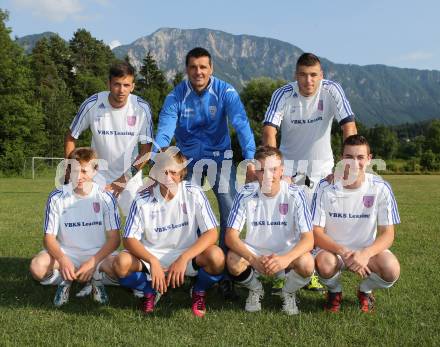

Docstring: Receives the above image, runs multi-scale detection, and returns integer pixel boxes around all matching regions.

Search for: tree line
[0,9,439,175]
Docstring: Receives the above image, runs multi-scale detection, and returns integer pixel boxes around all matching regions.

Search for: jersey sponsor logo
[127,116,137,126]
[183,108,195,118]
[64,221,103,228]
[209,106,217,118]
[97,129,135,136]
[318,99,324,111]
[290,116,323,125]
[154,221,189,233]
[251,220,288,227]
[279,203,288,215]
[328,212,370,219]
[181,202,187,214]
[93,202,100,213]
[363,195,375,208]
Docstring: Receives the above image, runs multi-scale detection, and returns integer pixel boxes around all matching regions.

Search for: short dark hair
[68,147,98,170]
[255,146,283,162]
[296,53,321,70]
[342,135,371,154]
[108,61,135,80]
[185,47,212,67]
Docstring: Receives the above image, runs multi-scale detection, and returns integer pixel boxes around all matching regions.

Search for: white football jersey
[44,183,121,256]
[70,92,153,183]
[227,181,312,255]
[123,181,219,267]
[311,173,400,250]
[263,80,354,178]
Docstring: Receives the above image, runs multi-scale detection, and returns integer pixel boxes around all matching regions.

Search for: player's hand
[166,256,187,288]
[58,256,77,281]
[325,173,334,184]
[347,250,370,273]
[150,259,167,294]
[249,256,267,275]
[106,179,125,198]
[261,254,289,275]
[340,249,355,267]
[245,163,257,183]
[75,258,97,283]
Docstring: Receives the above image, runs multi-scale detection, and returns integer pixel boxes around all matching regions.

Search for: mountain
[16,28,440,127]
[15,32,59,54]
[113,28,440,127]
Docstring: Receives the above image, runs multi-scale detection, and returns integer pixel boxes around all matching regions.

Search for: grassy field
[0,176,439,346]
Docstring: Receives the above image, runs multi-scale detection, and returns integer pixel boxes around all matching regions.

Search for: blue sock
[193,268,223,292]
[119,272,155,294]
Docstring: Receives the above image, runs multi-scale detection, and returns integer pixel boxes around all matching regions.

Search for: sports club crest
[93,202,100,213]
[362,195,375,208]
[318,100,324,111]
[127,116,137,126]
[209,106,217,118]
[181,203,187,214]
[279,203,288,215]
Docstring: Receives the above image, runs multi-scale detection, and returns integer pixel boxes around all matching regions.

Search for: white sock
[319,271,342,293]
[359,272,396,293]
[241,270,263,292]
[283,270,311,294]
[40,269,63,286]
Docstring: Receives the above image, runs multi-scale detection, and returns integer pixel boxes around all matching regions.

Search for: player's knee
[294,253,315,277]
[380,257,400,282]
[226,251,244,276]
[113,253,132,278]
[315,252,338,278]
[29,256,48,281]
[203,245,225,274]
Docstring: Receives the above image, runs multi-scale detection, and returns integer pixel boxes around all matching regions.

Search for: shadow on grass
[0,257,247,318]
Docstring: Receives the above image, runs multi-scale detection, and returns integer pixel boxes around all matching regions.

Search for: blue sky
[2,0,439,70]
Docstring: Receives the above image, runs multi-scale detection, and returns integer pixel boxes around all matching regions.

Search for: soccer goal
[23,157,65,179]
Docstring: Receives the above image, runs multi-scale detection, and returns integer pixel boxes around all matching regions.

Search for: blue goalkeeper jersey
[154,77,256,165]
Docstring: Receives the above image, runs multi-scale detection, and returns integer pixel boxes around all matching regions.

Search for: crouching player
[113,148,224,317]
[29,148,121,307]
[312,135,400,312]
[225,146,314,315]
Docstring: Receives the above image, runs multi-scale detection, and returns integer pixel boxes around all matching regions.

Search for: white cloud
[399,51,434,62]
[109,40,121,49]
[12,0,83,22]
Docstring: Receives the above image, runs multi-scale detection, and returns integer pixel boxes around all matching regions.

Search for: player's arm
[153,92,179,151]
[123,237,168,294]
[313,225,351,256]
[263,231,314,275]
[167,228,218,288]
[224,89,257,182]
[75,230,120,282]
[108,143,152,196]
[262,125,278,147]
[341,121,357,141]
[348,225,395,274]
[44,234,77,281]
[64,130,76,159]
[225,227,266,274]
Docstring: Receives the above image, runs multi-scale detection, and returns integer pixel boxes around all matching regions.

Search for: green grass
[0,176,439,346]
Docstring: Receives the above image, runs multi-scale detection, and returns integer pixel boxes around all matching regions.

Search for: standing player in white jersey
[64,61,153,216]
[113,148,225,317]
[263,53,357,202]
[225,146,314,315]
[29,148,121,307]
[262,52,357,291]
[312,135,400,312]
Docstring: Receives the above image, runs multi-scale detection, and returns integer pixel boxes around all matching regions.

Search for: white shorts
[39,248,117,270]
[313,248,392,271]
[122,250,199,281]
